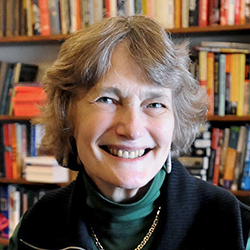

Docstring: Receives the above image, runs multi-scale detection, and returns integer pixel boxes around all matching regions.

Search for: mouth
[100,146,151,159]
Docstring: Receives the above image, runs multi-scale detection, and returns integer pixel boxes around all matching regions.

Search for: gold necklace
[90,206,161,250]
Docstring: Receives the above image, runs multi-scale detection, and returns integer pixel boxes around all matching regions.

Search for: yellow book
[237,53,246,117]
[198,50,207,89]
[142,0,147,15]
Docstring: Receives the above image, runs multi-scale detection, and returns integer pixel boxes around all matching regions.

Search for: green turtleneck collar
[82,166,166,250]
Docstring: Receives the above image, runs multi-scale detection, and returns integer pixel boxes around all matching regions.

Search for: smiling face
[74,42,175,202]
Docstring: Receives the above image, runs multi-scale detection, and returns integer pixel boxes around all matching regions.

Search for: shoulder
[169,160,250,244]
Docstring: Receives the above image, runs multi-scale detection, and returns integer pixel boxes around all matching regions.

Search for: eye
[146,103,166,109]
[96,97,115,104]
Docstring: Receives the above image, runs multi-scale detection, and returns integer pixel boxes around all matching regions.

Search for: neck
[96,182,152,203]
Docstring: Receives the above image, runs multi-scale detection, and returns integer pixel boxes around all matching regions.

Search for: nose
[115,106,146,140]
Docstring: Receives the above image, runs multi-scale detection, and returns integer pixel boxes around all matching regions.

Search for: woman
[9,15,250,250]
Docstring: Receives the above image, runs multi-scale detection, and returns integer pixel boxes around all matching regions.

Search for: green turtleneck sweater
[83,167,166,250]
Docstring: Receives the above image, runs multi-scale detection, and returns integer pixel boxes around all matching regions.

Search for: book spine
[219,54,226,117]
[189,0,199,26]
[174,0,181,28]
[198,0,208,27]
[198,50,207,89]
[207,52,215,116]
[237,53,246,117]
[38,0,50,35]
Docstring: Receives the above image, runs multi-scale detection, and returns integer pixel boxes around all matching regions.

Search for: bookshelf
[1,14,250,249]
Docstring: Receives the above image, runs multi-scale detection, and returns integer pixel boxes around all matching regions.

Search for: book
[234,0,241,25]
[0,0,6,37]
[241,126,250,190]
[0,185,9,238]
[3,123,13,179]
[214,53,219,115]
[213,129,224,185]
[201,41,250,50]
[220,128,230,184]
[198,50,207,89]
[0,63,14,115]
[220,0,229,25]
[189,0,199,26]
[174,0,181,28]
[181,0,189,28]
[5,0,15,37]
[232,125,248,190]
[207,127,220,183]
[198,0,208,26]
[59,0,70,34]
[24,165,69,183]
[240,0,246,24]
[225,54,232,114]
[14,0,22,36]
[218,54,226,117]
[178,156,209,170]
[38,0,50,35]
[237,53,246,117]
[24,156,59,166]
[223,126,240,189]
[26,0,33,37]
[207,52,214,116]
[125,0,135,16]
[208,0,220,25]
[33,0,41,35]
[105,0,117,17]
[230,53,240,115]
[0,125,5,178]
[228,0,236,25]
[155,0,174,29]
[48,0,61,35]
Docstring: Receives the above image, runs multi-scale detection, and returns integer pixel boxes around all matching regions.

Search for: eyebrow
[97,86,172,101]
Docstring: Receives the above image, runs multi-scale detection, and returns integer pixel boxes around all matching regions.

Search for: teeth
[110,148,145,159]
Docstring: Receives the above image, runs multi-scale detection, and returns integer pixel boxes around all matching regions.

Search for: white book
[125,0,135,16]
[93,0,103,23]
[24,156,59,166]
[25,165,69,183]
[155,0,174,29]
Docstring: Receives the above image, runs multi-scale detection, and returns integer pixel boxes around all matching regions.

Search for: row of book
[0,61,39,115]
[181,122,250,191]
[0,123,44,179]
[0,184,56,238]
[190,41,250,117]
[1,0,250,38]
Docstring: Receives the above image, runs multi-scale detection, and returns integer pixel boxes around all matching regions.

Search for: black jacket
[14,161,250,250]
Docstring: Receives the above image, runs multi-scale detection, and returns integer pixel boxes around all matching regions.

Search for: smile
[101,146,150,159]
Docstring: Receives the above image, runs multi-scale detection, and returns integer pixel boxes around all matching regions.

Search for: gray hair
[37,15,208,169]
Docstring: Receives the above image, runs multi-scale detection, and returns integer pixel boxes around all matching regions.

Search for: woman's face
[74,42,174,202]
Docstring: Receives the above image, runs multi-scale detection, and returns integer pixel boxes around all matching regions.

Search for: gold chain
[90,206,161,250]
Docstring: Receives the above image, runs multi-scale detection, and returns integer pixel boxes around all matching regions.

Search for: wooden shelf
[207,115,250,122]
[168,23,250,34]
[0,115,33,122]
[0,237,9,246]
[0,23,250,44]
[231,190,250,197]
[0,34,69,44]
[0,178,68,186]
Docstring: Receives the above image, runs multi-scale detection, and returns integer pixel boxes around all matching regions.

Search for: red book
[234,0,241,25]
[220,0,229,25]
[3,124,13,179]
[38,0,50,35]
[198,0,208,26]
[207,52,215,116]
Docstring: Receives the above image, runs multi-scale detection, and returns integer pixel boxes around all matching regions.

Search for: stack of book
[11,83,46,117]
[0,61,39,115]
[23,156,69,183]
[191,41,250,117]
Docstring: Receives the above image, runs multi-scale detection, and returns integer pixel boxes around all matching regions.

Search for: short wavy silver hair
[37,15,208,169]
